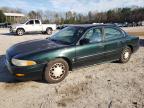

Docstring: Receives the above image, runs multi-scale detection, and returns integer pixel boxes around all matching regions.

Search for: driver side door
[74,27,105,67]
[25,20,35,32]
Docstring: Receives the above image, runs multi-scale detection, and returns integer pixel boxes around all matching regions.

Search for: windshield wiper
[50,38,70,45]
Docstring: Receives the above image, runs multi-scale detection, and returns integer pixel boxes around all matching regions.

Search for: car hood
[7,39,67,59]
[12,24,24,28]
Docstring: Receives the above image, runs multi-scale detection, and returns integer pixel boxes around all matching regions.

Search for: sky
[0,0,144,13]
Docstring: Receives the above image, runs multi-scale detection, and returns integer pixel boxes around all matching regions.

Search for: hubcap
[123,51,129,59]
[49,63,65,80]
[47,29,52,34]
[18,30,23,35]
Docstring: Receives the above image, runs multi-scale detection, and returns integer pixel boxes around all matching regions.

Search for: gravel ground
[0,28,144,108]
[123,26,144,33]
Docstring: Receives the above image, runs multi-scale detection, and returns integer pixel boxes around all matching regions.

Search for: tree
[95,12,107,23]
[0,7,23,13]
[121,8,131,23]
[1,6,144,24]
[88,11,93,22]
[0,10,6,23]
[28,11,40,19]
[54,13,60,24]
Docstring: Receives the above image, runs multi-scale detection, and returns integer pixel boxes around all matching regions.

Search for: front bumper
[5,59,46,81]
[10,27,16,33]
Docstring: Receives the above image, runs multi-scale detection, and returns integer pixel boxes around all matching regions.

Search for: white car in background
[10,19,57,36]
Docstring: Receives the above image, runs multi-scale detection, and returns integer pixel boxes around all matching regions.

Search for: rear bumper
[132,40,140,53]
[5,59,46,81]
[133,45,139,53]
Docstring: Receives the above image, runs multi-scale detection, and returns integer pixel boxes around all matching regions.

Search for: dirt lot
[123,26,144,36]
[0,28,144,108]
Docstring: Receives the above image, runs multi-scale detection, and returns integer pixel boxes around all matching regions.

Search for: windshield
[20,20,27,24]
[50,26,84,44]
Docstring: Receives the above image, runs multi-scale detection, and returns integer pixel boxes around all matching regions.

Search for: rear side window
[84,28,102,43]
[35,20,40,24]
[104,27,123,41]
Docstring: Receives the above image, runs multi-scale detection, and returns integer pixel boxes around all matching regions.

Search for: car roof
[67,24,118,29]
[29,19,39,20]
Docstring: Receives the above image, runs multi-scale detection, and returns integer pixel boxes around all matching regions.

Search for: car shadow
[1,32,48,36]
[140,39,144,47]
[0,55,15,83]
[1,33,14,36]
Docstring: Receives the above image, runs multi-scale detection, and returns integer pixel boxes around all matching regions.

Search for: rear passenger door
[103,27,125,61]
[34,20,42,31]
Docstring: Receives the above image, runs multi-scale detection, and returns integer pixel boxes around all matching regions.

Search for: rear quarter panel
[125,35,139,52]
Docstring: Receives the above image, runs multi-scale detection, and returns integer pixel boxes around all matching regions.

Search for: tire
[41,31,46,34]
[44,58,69,83]
[119,46,132,63]
[46,28,52,35]
[16,29,24,36]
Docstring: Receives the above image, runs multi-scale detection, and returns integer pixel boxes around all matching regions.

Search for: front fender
[19,46,76,64]
[39,47,75,63]
[16,27,25,32]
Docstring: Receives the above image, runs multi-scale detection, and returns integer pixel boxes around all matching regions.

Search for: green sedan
[5,24,139,83]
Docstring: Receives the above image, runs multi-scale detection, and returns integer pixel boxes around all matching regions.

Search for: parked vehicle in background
[57,25,68,30]
[56,24,74,30]
[114,23,128,27]
[142,21,144,26]
[92,23,104,25]
[0,23,6,28]
[6,24,139,83]
[0,23,11,28]
[10,19,57,36]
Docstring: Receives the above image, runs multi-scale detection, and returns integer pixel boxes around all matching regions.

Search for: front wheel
[119,46,132,63]
[16,29,24,36]
[44,59,69,83]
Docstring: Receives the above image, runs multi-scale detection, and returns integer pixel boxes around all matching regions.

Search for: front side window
[84,28,102,43]
[26,20,34,25]
[104,27,123,41]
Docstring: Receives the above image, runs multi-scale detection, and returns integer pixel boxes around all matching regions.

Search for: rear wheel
[16,29,24,36]
[46,28,52,35]
[44,59,69,83]
[119,46,132,63]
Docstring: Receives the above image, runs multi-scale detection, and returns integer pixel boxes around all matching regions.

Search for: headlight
[12,58,37,66]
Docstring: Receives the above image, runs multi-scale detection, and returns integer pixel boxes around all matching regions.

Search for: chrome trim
[77,49,118,59]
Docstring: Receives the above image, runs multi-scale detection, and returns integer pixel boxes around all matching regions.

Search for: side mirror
[80,38,90,45]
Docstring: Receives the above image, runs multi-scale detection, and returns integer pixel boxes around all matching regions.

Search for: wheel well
[42,57,72,80]
[46,27,53,31]
[17,28,25,32]
[127,45,133,53]
[57,57,72,71]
